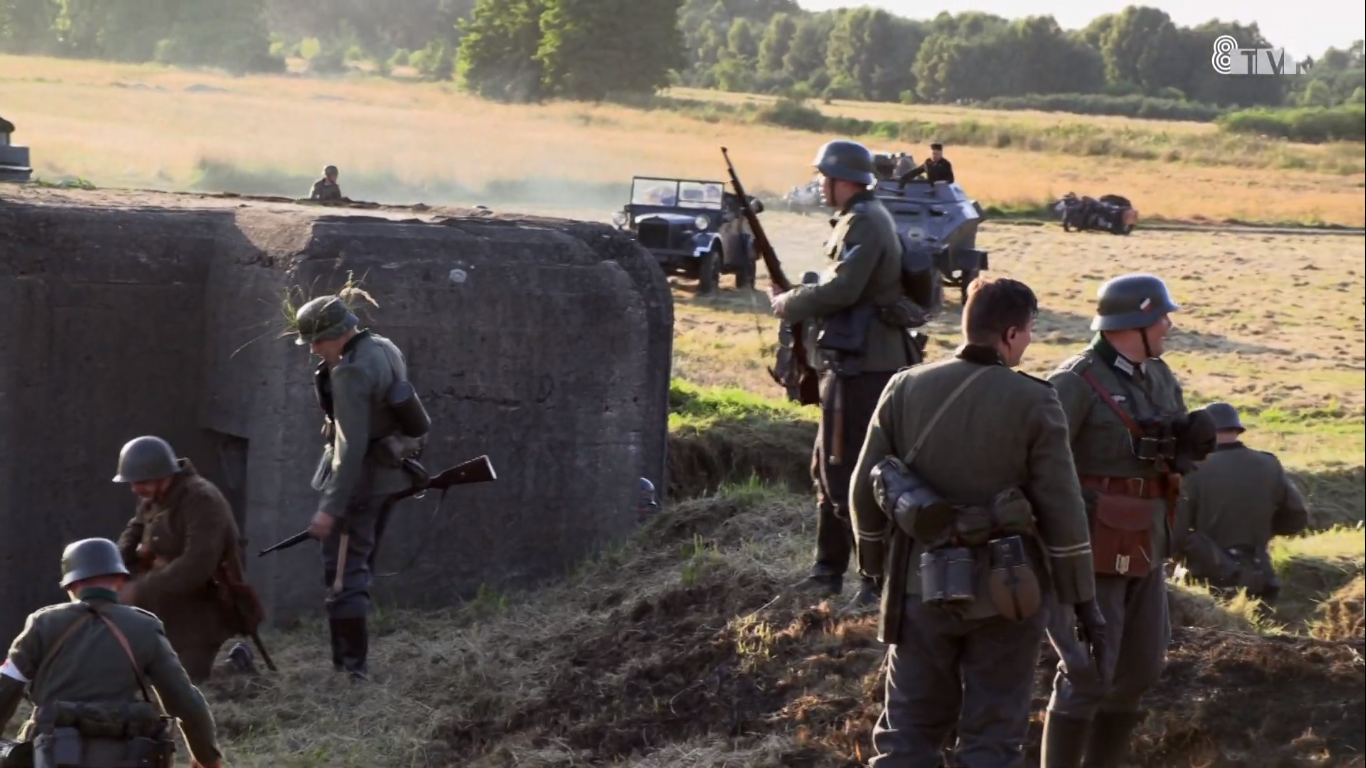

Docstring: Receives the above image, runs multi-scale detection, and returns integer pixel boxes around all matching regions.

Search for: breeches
[320,493,387,620]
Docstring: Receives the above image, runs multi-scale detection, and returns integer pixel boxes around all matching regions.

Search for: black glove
[1074,599,1109,675]
[1172,408,1217,473]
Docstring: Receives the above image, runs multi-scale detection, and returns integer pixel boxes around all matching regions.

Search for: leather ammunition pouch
[1082,476,1162,578]
[807,304,877,377]
[28,702,174,768]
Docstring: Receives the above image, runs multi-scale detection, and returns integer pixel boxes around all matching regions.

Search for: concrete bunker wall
[0,197,673,642]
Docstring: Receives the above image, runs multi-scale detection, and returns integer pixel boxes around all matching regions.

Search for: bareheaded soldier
[1173,402,1309,607]
[114,435,249,683]
[310,164,342,201]
[1041,274,1216,767]
[0,538,223,768]
[770,139,920,611]
[849,277,1104,765]
[293,294,427,680]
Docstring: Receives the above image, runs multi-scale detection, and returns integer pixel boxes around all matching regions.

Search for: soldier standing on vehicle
[848,276,1104,765]
[0,538,224,768]
[770,139,920,611]
[310,164,343,201]
[1040,274,1217,768]
[899,143,955,186]
[113,435,253,683]
[1172,402,1309,608]
[293,294,426,680]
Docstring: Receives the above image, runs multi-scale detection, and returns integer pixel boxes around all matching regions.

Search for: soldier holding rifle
[769,139,917,610]
[291,294,432,680]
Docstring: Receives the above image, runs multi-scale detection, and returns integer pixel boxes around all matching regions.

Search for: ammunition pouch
[808,304,877,377]
[987,535,1043,622]
[28,702,174,768]
[1081,476,1162,578]
[876,297,930,329]
[385,380,431,439]
[919,547,976,608]
[1182,536,1273,594]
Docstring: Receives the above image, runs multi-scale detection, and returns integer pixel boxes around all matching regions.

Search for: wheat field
[3,54,1363,224]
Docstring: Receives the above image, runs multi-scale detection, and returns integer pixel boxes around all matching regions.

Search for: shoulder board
[1257,449,1279,460]
[1050,352,1093,377]
[127,606,159,620]
[1017,371,1054,387]
[32,603,73,618]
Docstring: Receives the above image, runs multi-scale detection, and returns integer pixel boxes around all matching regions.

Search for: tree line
[3,0,1362,126]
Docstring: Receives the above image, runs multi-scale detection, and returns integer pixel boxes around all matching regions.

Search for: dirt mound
[1314,576,1365,641]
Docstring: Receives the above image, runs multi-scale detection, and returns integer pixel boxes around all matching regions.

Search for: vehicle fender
[692,232,722,257]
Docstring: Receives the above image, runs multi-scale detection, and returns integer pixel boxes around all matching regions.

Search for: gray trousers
[1045,569,1170,718]
[319,493,387,620]
[870,597,1046,768]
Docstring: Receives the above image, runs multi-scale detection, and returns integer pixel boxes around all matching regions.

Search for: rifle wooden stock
[721,147,820,406]
[258,455,498,563]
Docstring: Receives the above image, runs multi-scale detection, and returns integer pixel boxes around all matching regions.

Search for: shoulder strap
[904,365,992,465]
[29,612,96,694]
[88,606,155,706]
[1077,368,1144,439]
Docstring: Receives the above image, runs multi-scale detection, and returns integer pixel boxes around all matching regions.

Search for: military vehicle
[612,176,763,293]
[872,176,989,307]
[1055,192,1137,235]
[782,173,824,214]
[0,116,33,183]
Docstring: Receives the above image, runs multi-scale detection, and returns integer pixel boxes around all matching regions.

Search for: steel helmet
[112,436,180,483]
[60,538,130,588]
[1091,273,1179,331]
[812,139,876,186]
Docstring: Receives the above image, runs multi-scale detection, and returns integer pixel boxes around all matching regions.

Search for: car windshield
[630,178,723,209]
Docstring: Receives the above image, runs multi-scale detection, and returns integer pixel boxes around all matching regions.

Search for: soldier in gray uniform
[1041,274,1216,768]
[309,165,343,201]
[0,538,223,768]
[1173,402,1309,607]
[770,139,921,611]
[849,276,1105,766]
[293,295,428,680]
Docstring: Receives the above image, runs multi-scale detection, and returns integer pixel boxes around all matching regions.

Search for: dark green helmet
[60,538,129,588]
[1204,402,1244,433]
[112,436,180,483]
[294,295,358,346]
[1091,273,1179,331]
[812,139,875,186]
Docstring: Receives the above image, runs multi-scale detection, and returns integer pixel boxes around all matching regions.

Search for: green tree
[1178,21,1286,106]
[756,11,795,76]
[725,16,757,62]
[456,0,547,101]
[1101,6,1186,93]
[780,15,827,84]
[825,7,921,101]
[0,0,58,54]
[98,0,176,61]
[156,0,280,73]
[536,0,684,100]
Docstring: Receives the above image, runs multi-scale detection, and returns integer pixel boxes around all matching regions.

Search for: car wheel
[698,246,721,295]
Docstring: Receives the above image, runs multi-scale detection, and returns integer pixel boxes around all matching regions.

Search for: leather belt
[1079,475,1166,499]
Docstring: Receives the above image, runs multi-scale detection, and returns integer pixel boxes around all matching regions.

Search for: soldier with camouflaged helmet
[1040,274,1217,768]
[1172,402,1309,607]
[0,538,223,768]
[769,139,922,612]
[310,165,343,201]
[112,436,251,683]
[849,276,1105,765]
[292,294,428,680]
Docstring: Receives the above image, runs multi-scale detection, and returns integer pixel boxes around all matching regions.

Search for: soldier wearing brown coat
[849,277,1105,766]
[113,436,244,683]
[1173,402,1309,605]
[1041,274,1217,767]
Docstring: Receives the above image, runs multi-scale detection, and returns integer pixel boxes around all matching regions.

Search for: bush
[1218,104,1366,143]
[976,93,1226,122]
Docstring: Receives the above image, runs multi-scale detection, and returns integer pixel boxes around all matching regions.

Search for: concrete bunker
[0,188,673,643]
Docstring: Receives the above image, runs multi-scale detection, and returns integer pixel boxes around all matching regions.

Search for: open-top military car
[873,176,989,307]
[612,176,762,293]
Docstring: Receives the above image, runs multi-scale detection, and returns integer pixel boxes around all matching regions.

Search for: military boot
[1082,710,1143,767]
[842,577,880,614]
[227,642,258,675]
[794,574,842,598]
[335,617,369,682]
[328,618,346,673]
[1040,711,1091,768]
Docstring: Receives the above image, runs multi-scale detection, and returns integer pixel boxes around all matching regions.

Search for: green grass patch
[1271,525,1365,629]
[977,93,1226,123]
[1219,104,1366,143]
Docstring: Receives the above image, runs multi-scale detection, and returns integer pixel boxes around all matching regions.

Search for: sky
[795,0,1364,62]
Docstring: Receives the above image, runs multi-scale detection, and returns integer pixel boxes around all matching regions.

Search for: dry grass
[3,54,1364,224]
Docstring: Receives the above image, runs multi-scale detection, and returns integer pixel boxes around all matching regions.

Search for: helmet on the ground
[293,295,358,346]
[112,436,180,483]
[1204,402,1244,433]
[1091,273,1179,331]
[60,538,130,588]
[811,139,875,186]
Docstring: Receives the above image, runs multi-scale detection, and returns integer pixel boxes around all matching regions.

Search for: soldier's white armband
[0,658,29,683]
[1046,542,1093,559]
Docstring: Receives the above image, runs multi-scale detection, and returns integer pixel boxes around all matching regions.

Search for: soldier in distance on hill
[310,164,343,201]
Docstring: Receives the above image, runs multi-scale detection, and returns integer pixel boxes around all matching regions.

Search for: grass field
[3,54,1364,225]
